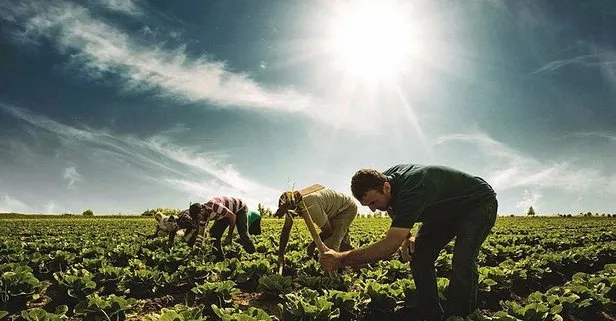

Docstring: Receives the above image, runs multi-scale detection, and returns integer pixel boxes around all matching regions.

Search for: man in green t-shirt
[319,164,497,321]
[274,187,358,268]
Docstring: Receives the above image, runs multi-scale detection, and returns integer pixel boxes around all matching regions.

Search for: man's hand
[399,234,415,263]
[319,248,345,275]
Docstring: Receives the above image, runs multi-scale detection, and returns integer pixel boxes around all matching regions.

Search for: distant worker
[152,196,259,261]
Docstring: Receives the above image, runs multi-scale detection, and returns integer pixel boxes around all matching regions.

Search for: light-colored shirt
[300,189,355,228]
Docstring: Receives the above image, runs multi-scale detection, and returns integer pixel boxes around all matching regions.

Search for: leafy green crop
[0,216,615,320]
[73,293,137,321]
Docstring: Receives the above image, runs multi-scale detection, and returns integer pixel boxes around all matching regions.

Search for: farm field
[1,216,615,321]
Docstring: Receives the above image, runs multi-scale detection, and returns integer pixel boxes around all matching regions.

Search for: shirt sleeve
[390,182,427,229]
[206,200,234,222]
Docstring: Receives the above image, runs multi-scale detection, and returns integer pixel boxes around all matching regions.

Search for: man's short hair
[189,203,202,217]
[351,169,387,200]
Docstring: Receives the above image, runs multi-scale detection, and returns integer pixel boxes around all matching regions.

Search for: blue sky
[0,0,614,215]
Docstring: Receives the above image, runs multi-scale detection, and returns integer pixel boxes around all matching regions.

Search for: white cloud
[0,0,403,131]
[0,195,30,213]
[532,49,616,88]
[95,0,142,16]
[1,0,312,112]
[1,138,37,162]
[0,102,277,205]
[164,179,274,210]
[569,131,616,142]
[515,189,541,212]
[139,25,155,36]
[63,166,83,189]
[532,51,616,74]
[147,138,278,196]
[435,132,614,194]
[44,201,63,214]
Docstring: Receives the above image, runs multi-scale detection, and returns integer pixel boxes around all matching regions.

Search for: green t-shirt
[385,164,496,229]
[247,210,261,226]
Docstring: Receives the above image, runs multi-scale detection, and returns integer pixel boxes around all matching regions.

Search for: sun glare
[328,0,418,81]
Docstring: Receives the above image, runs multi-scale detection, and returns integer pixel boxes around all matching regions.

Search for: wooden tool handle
[301,212,336,277]
[301,213,327,253]
[298,184,325,196]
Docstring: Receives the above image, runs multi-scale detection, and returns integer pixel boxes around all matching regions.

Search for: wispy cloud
[0,138,37,163]
[0,102,277,204]
[435,132,613,194]
[63,166,82,189]
[532,49,616,89]
[569,131,616,142]
[0,195,30,213]
[95,0,142,16]
[44,201,64,214]
[532,51,616,74]
[163,179,274,209]
[0,0,395,130]
[0,0,312,111]
[516,189,541,212]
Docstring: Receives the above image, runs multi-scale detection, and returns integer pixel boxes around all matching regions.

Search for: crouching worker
[182,196,258,261]
[274,186,357,269]
[151,211,194,247]
[151,197,258,261]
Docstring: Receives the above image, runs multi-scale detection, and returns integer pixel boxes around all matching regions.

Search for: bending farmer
[274,187,357,267]
[153,196,258,261]
[319,164,497,321]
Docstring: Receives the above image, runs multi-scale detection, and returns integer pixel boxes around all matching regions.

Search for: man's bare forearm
[341,238,400,267]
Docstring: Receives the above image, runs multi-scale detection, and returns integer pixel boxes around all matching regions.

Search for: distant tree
[585,212,592,217]
[140,208,181,216]
[566,214,572,218]
[257,203,273,217]
[527,206,536,217]
[82,209,94,216]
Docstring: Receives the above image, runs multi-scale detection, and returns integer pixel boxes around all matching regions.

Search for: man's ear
[293,191,302,202]
[155,212,165,222]
[383,182,391,194]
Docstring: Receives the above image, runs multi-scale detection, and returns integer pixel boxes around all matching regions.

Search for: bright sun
[327,0,418,81]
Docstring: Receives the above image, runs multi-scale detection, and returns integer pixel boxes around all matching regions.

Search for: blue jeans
[412,197,498,320]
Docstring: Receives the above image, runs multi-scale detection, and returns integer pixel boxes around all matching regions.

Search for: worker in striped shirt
[178,196,257,261]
